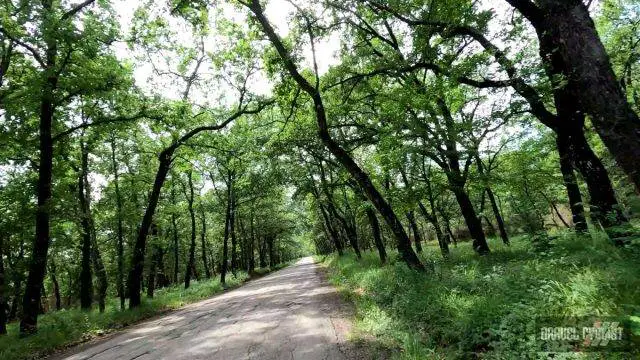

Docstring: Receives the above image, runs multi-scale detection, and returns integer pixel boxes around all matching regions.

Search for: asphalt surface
[54,257,357,360]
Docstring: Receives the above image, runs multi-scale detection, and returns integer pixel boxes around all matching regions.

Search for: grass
[0,263,289,360]
[318,232,640,359]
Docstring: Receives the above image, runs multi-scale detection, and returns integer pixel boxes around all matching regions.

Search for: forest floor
[0,264,288,360]
[47,257,374,360]
[319,231,640,359]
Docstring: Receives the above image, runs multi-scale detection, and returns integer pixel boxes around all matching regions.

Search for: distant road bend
[54,257,359,360]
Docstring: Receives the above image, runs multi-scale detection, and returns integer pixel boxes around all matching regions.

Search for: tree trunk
[9,241,24,321]
[248,212,256,273]
[0,235,7,335]
[365,207,387,263]
[474,156,510,244]
[556,136,588,231]
[221,175,232,285]
[246,0,423,270]
[147,243,158,298]
[561,126,627,228]
[78,141,93,311]
[200,206,211,279]
[81,143,108,313]
[230,195,237,273]
[184,171,197,289]
[258,236,267,269]
[20,17,58,334]
[453,187,490,254]
[524,0,640,192]
[128,149,173,308]
[109,136,126,310]
[319,202,344,255]
[406,211,423,253]
[417,201,449,257]
[268,236,275,268]
[171,185,180,284]
[91,236,108,313]
[486,188,510,245]
[48,258,61,311]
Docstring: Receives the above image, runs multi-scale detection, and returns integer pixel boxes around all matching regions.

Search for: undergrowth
[0,264,288,360]
[319,232,640,359]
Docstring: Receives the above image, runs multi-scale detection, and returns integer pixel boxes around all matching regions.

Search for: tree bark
[525,0,640,193]
[0,235,7,335]
[248,211,256,273]
[171,185,180,284]
[220,174,232,285]
[78,141,93,311]
[48,258,61,311]
[184,171,197,289]
[21,22,58,333]
[200,206,211,279]
[453,186,490,254]
[128,149,172,308]
[230,194,237,273]
[406,211,423,253]
[556,136,588,231]
[9,241,24,321]
[560,125,627,228]
[109,136,126,310]
[365,207,387,263]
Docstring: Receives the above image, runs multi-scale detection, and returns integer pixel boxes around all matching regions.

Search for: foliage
[320,233,640,359]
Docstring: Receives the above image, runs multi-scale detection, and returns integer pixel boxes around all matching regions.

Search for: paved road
[54,257,356,360]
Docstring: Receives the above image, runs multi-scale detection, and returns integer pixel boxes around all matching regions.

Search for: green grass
[0,264,289,360]
[318,232,640,359]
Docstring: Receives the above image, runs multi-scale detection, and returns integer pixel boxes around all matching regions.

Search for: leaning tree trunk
[246,0,423,270]
[406,211,423,253]
[418,201,449,257]
[365,207,387,263]
[128,149,173,308]
[184,171,197,289]
[452,185,490,255]
[513,0,640,192]
[486,188,510,245]
[556,135,588,231]
[316,192,344,256]
[562,125,628,228]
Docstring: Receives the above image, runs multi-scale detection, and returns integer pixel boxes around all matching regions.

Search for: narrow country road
[53,258,359,360]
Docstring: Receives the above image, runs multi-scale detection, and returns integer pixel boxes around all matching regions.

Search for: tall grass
[319,232,640,359]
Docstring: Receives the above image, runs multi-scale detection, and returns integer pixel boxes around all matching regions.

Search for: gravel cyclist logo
[540,320,624,346]
[536,316,632,354]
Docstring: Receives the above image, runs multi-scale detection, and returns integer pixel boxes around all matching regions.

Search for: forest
[1,0,640,358]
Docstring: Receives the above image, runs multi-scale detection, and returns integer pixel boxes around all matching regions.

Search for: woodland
[0,0,640,358]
